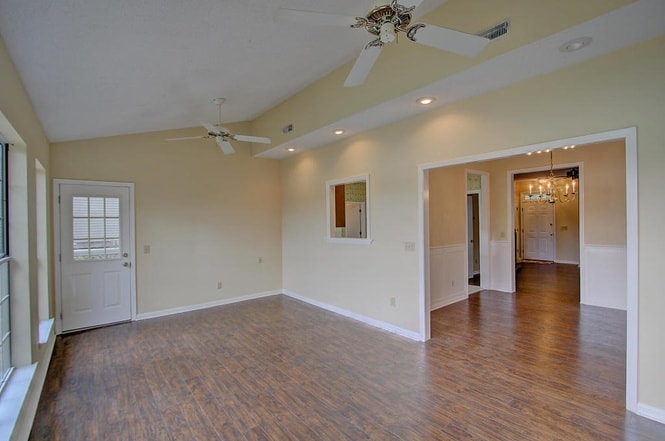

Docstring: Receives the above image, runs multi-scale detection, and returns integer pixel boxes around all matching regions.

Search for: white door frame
[465,170,489,290]
[53,179,137,334]
[418,127,638,414]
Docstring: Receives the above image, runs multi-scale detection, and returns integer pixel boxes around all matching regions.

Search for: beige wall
[51,127,282,314]
[428,166,466,247]
[280,36,665,411]
[0,36,54,439]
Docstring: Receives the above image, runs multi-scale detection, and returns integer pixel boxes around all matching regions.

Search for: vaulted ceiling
[1,0,662,153]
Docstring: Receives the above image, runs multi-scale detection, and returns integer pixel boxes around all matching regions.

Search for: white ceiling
[0,0,663,147]
[0,0,446,142]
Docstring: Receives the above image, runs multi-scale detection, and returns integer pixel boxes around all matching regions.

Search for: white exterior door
[56,181,134,332]
[523,199,555,261]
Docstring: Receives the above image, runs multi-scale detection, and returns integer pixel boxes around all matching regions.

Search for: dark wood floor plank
[29,263,665,440]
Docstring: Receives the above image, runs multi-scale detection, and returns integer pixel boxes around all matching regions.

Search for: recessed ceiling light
[287,147,295,152]
[560,37,592,53]
[526,152,533,156]
[417,97,436,105]
[333,129,345,135]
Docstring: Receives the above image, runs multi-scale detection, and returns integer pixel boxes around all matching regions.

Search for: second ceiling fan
[276,0,491,87]
[166,98,271,154]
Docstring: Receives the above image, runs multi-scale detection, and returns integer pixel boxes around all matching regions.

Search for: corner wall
[51,128,283,316]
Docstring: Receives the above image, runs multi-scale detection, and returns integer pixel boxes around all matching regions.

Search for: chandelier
[527,150,578,204]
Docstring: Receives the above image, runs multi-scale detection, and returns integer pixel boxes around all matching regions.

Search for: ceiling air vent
[477,19,510,41]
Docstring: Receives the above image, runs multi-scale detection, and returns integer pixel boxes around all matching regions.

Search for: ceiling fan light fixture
[380,21,396,43]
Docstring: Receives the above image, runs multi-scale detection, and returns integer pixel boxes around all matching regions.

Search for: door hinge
[60,311,63,320]
[59,254,61,262]
[58,195,61,204]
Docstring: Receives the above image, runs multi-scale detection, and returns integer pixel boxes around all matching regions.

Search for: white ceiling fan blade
[200,121,220,134]
[344,44,383,87]
[233,134,271,144]
[400,0,425,9]
[165,136,206,141]
[274,8,356,27]
[409,24,490,57]
[216,137,235,155]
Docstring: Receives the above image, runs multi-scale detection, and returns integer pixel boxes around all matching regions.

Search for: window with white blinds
[72,196,121,261]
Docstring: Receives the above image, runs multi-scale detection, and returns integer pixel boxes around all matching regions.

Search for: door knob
[123,262,130,267]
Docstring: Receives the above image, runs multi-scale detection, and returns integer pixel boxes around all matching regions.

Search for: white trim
[135,290,281,321]
[624,127,638,414]
[554,260,579,265]
[489,240,513,292]
[636,403,665,426]
[430,294,466,311]
[429,245,467,311]
[0,321,55,441]
[418,127,639,417]
[53,179,137,335]
[284,290,422,341]
[581,244,627,310]
[326,237,373,245]
[419,168,430,341]
[466,169,490,290]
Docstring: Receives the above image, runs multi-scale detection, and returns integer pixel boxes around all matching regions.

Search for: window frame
[0,140,12,393]
[325,174,372,244]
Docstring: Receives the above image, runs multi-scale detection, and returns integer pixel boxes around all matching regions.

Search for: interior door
[523,199,555,261]
[345,202,366,238]
[57,182,133,332]
[467,195,474,278]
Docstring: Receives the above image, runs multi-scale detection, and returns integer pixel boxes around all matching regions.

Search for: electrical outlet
[390,297,396,307]
[404,241,416,252]
[217,281,223,290]
[143,245,150,254]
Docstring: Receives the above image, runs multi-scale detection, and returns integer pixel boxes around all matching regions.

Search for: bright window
[72,196,121,261]
[0,141,11,392]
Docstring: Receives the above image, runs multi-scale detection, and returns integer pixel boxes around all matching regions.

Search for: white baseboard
[284,290,422,341]
[636,402,665,425]
[431,291,466,311]
[135,290,281,321]
[554,259,579,265]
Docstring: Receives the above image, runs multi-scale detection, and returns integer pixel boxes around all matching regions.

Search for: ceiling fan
[166,98,271,154]
[276,0,491,87]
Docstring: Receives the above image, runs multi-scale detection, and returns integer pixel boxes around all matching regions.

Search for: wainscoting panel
[490,240,513,292]
[582,244,627,310]
[430,245,467,310]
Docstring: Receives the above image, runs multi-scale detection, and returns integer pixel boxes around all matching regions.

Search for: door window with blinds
[72,196,121,261]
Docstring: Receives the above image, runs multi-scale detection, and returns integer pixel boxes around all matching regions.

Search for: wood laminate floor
[30,263,665,440]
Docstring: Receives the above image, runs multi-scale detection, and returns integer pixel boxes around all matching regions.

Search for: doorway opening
[419,128,637,413]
